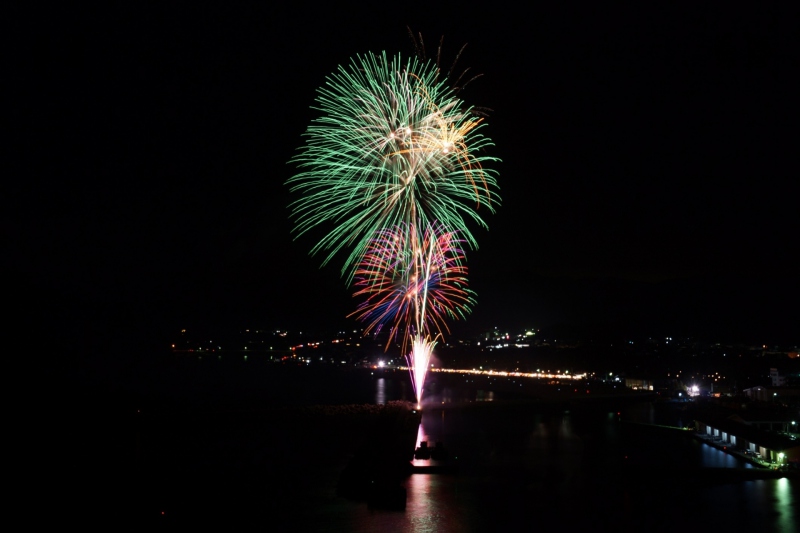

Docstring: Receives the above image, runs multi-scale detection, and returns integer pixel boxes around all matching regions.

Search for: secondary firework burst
[288,48,500,406]
[350,222,474,404]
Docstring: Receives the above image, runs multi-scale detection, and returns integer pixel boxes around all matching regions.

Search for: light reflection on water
[335,378,799,533]
[412,410,446,465]
[403,474,472,533]
[373,375,412,405]
[699,440,754,468]
[375,378,386,405]
[413,423,429,459]
[774,477,797,532]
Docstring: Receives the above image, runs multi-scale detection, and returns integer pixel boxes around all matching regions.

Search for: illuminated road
[398,366,588,381]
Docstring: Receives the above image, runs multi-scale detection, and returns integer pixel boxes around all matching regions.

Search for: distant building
[768,366,800,388]
[625,377,653,391]
[743,385,800,407]
[744,386,770,402]
[770,368,786,387]
[694,414,800,465]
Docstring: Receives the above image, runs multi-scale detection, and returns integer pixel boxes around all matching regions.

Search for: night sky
[11,3,798,366]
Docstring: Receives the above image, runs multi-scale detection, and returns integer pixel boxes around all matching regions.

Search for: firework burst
[350,222,474,352]
[288,51,499,281]
[288,48,499,405]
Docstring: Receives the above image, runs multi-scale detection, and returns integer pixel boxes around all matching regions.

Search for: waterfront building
[694,414,800,466]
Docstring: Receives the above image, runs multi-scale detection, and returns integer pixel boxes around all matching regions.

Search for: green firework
[287,51,500,280]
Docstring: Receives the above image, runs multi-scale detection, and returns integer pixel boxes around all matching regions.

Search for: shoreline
[620,419,800,480]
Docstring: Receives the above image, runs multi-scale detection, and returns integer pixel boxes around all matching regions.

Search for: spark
[288,48,500,405]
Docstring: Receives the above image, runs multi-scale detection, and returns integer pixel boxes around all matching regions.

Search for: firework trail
[288,49,499,405]
[350,222,474,348]
[350,222,474,398]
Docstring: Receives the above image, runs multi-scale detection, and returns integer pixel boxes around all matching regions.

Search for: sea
[54,362,798,532]
[296,375,798,533]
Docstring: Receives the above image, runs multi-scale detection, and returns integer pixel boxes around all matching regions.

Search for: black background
[9,4,798,373]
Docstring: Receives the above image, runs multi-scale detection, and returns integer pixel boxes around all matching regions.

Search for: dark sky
[10,4,799,356]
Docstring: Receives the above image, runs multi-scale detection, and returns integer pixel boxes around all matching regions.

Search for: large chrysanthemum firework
[288,49,500,406]
[287,51,499,280]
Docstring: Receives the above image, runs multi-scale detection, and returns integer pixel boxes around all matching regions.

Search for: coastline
[620,418,800,481]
